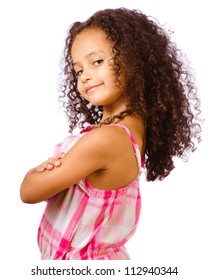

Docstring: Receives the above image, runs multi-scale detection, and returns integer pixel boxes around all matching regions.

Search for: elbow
[20,169,41,204]
[20,188,34,204]
[20,193,39,204]
[20,195,31,204]
[20,183,46,204]
[20,183,27,203]
[20,181,38,204]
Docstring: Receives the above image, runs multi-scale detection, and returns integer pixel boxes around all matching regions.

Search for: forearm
[20,155,64,204]
[20,167,43,204]
[20,130,107,204]
[20,167,59,204]
[20,159,75,204]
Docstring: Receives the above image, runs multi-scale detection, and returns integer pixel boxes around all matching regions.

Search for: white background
[0,0,207,279]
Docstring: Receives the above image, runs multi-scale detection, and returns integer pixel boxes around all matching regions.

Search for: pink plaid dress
[38,124,142,260]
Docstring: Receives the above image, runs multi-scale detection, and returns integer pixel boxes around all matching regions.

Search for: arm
[20,128,111,204]
[35,152,65,172]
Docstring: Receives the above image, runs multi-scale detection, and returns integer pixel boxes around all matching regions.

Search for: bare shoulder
[83,116,145,151]
[73,118,144,162]
[76,125,125,155]
[83,125,124,141]
[81,123,142,190]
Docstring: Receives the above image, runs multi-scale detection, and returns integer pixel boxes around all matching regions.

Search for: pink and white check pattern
[37,124,142,260]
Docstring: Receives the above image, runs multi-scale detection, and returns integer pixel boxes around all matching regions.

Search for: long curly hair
[59,8,201,181]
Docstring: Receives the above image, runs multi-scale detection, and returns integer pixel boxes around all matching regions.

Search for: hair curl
[59,8,201,181]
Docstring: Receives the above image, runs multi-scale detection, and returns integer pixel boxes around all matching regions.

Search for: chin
[88,99,104,107]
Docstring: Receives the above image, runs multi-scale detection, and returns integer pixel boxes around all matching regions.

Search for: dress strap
[107,124,142,171]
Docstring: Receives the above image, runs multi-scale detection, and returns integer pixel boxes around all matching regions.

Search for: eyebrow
[73,51,105,66]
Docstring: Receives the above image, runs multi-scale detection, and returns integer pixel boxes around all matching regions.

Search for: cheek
[77,82,89,101]
[77,81,84,95]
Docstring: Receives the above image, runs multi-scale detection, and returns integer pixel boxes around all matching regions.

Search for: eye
[93,59,103,66]
[75,69,83,77]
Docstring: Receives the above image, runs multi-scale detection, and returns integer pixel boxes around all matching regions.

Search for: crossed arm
[20,128,112,204]
[36,152,65,172]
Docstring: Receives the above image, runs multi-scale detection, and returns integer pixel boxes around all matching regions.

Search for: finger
[46,163,54,169]
[36,162,54,172]
[36,166,46,172]
[59,152,65,158]
[48,157,61,167]
[47,157,56,163]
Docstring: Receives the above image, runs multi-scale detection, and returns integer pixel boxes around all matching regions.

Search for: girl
[20,8,201,260]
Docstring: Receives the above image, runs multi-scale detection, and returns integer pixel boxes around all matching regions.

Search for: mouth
[85,84,102,94]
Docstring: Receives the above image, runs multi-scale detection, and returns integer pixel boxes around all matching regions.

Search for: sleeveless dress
[37,124,143,260]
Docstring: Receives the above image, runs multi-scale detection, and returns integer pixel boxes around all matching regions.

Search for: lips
[85,84,101,94]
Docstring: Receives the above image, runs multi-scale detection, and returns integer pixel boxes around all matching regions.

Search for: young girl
[20,8,201,260]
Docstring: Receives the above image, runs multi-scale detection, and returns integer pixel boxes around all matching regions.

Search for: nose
[80,68,92,83]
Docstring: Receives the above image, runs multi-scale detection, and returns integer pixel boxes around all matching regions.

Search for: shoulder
[70,125,128,165]
[59,125,125,178]
[77,125,124,154]
[76,125,139,166]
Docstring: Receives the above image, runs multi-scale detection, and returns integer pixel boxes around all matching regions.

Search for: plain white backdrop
[0,1,207,279]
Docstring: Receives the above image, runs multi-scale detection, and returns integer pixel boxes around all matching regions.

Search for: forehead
[71,28,112,59]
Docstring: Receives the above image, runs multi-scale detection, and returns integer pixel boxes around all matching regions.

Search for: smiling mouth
[86,84,102,94]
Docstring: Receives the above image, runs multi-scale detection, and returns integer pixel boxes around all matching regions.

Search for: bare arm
[35,152,65,172]
[20,128,111,204]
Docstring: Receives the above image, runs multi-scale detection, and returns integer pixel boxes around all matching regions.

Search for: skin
[20,28,145,204]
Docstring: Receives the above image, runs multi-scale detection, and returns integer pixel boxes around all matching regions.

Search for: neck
[101,104,128,122]
[98,108,132,127]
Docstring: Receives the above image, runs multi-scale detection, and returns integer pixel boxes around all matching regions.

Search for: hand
[36,152,65,172]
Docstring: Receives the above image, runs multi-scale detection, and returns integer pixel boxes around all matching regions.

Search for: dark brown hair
[59,8,201,181]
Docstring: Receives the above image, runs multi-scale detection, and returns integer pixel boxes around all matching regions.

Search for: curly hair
[59,8,201,181]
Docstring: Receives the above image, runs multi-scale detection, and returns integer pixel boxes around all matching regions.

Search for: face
[71,28,126,110]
